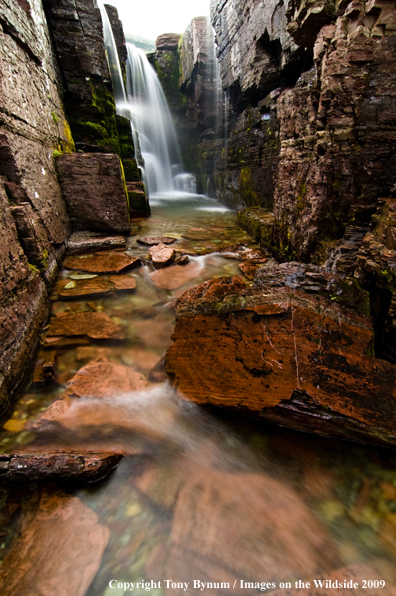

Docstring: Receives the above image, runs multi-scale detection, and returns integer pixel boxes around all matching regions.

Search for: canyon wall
[0,0,72,410]
[210,0,396,362]
[0,0,139,413]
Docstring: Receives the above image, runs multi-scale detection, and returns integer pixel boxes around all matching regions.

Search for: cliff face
[0,0,72,410]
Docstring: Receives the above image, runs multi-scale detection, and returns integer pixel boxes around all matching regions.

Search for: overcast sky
[105,0,210,41]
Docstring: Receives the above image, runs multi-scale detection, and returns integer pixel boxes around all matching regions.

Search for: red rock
[149,261,203,290]
[239,259,267,280]
[149,243,176,268]
[109,274,137,290]
[62,359,147,399]
[64,253,140,274]
[0,485,110,596]
[47,312,123,340]
[57,277,113,298]
[166,266,396,448]
[137,236,177,245]
[163,467,338,591]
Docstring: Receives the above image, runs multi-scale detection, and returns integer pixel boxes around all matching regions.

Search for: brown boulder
[47,312,123,340]
[149,243,176,268]
[64,253,140,274]
[166,265,396,448]
[57,274,136,298]
[56,153,130,234]
[0,485,109,596]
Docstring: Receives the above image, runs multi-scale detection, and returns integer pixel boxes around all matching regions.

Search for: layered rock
[166,266,396,448]
[0,0,74,413]
[56,153,130,234]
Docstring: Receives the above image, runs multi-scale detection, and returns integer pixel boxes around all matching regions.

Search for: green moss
[61,120,75,152]
[239,167,259,207]
[51,111,59,124]
[28,263,40,274]
[53,149,63,158]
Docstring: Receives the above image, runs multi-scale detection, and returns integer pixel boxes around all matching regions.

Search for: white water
[100,6,197,197]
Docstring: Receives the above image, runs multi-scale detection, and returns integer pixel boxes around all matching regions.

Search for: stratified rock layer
[56,153,130,234]
[166,266,396,448]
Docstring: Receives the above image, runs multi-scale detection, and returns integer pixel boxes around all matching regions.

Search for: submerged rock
[64,253,140,274]
[57,274,136,298]
[149,261,203,290]
[0,485,109,595]
[149,243,176,268]
[47,312,123,340]
[165,265,396,448]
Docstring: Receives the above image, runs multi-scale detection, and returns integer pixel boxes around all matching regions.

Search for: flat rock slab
[149,243,176,268]
[137,236,177,246]
[47,312,123,340]
[57,275,136,298]
[64,253,140,274]
[150,261,203,290]
[62,359,147,399]
[0,450,123,482]
[0,485,109,596]
[160,467,337,592]
[166,264,396,449]
[67,232,126,255]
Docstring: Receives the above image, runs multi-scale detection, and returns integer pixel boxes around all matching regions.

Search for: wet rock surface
[149,243,176,268]
[0,485,110,595]
[0,451,122,482]
[57,274,136,298]
[47,312,124,341]
[64,252,140,274]
[166,265,396,448]
[137,236,177,246]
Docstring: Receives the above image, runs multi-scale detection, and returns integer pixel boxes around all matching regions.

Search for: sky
[106,0,210,41]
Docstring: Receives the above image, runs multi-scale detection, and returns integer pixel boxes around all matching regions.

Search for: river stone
[165,265,396,449]
[57,277,113,298]
[137,236,177,246]
[64,253,140,274]
[109,274,137,290]
[0,485,109,596]
[0,451,123,482]
[62,359,147,399]
[149,243,176,268]
[149,261,203,290]
[152,467,338,592]
[67,232,126,255]
[47,312,123,340]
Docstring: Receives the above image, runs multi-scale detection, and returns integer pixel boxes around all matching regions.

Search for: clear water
[1,197,396,594]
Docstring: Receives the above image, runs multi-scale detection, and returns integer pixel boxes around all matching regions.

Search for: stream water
[1,195,396,594]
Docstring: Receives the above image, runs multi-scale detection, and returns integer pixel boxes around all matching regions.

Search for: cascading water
[99,5,196,197]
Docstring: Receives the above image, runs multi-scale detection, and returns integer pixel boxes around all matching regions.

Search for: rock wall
[0,0,73,411]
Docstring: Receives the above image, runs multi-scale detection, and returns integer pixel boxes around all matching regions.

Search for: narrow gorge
[1,0,396,594]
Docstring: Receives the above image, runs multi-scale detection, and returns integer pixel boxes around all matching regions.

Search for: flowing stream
[1,196,396,594]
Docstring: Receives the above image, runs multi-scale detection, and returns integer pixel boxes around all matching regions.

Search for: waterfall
[99,6,197,197]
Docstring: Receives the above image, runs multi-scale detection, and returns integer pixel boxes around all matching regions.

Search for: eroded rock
[67,232,126,255]
[137,236,177,246]
[166,265,396,448]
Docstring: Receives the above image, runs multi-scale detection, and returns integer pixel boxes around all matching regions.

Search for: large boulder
[166,264,396,448]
